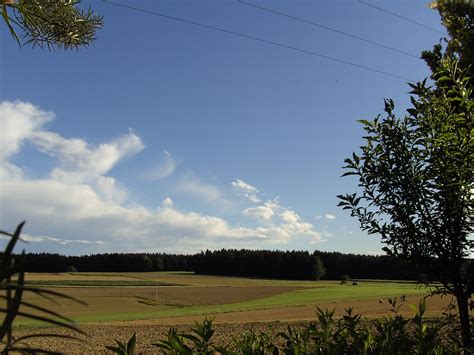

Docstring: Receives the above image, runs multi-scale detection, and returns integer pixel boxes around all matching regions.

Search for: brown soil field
[12,294,451,354]
[18,285,308,319]
[123,272,320,287]
[25,272,320,287]
[92,294,451,326]
[14,322,291,354]
[25,273,137,282]
[10,274,453,353]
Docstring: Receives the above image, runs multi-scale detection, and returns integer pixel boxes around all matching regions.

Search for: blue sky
[0,0,445,255]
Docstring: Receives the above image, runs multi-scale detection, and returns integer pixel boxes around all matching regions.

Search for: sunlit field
[16,272,448,326]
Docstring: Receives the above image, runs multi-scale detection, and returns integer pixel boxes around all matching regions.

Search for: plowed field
[8,272,450,353]
[13,294,451,354]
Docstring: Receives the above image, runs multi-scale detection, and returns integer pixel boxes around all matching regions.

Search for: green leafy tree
[338,58,473,349]
[422,1,474,84]
[1,0,103,50]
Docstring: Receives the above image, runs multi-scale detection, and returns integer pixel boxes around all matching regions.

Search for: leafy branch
[1,0,103,50]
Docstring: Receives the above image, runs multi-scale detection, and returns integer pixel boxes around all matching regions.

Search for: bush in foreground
[106,297,470,354]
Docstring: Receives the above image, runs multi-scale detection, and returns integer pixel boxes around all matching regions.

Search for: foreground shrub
[106,297,469,354]
[0,222,85,353]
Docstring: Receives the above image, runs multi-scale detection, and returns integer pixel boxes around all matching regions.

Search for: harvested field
[25,273,138,282]
[13,273,440,327]
[17,285,307,322]
[117,293,451,325]
[29,272,321,287]
[14,321,294,354]
[12,294,452,354]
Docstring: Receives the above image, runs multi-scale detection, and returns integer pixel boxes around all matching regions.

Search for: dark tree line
[313,251,418,280]
[21,249,421,281]
[189,249,325,280]
[22,253,188,273]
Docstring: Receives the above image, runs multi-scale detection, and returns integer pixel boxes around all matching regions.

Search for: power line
[358,0,446,35]
[237,0,419,59]
[102,0,413,82]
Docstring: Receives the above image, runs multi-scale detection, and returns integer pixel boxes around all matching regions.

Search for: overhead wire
[358,0,446,35]
[237,0,419,59]
[101,0,414,82]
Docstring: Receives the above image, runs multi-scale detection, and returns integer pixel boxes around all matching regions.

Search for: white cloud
[264,198,281,210]
[93,176,128,203]
[144,150,176,180]
[0,100,54,161]
[30,128,144,181]
[279,209,321,243]
[162,197,173,207]
[325,214,336,220]
[244,193,261,203]
[0,162,23,180]
[281,210,299,224]
[232,179,258,192]
[243,206,274,220]
[242,199,280,222]
[232,179,261,203]
[241,198,321,244]
[21,233,105,245]
[0,178,273,252]
[0,101,324,254]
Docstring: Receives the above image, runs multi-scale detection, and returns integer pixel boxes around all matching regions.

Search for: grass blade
[0,269,25,341]
[0,296,75,324]
[0,308,86,335]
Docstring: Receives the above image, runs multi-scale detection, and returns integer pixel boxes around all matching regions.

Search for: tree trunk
[456,292,472,351]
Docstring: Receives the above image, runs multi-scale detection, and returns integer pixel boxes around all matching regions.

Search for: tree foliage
[338,57,473,348]
[1,0,103,50]
[20,249,421,280]
[191,249,326,281]
[422,0,474,83]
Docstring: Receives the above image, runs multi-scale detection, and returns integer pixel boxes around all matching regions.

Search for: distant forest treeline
[22,249,420,281]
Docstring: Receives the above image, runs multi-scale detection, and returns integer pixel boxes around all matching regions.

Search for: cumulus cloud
[243,206,274,220]
[31,128,144,182]
[143,150,176,180]
[1,177,276,252]
[281,210,299,224]
[0,100,324,254]
[240,198,321,244]
[0,100,54,161]
[0,101,53,179]
[279,209,320,243]
[325,214,336,220]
